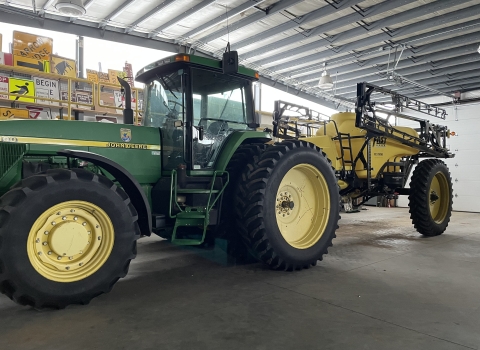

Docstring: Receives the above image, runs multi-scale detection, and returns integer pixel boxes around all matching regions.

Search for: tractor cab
[135,54,259,171]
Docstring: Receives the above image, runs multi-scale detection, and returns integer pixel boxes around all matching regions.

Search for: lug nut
[57,256,62,260]
[48,251,52,255]
[69,256,73,260]
[70,209,75,212]
[82,222,87,226]
[65,266,70,270]
[51,221,56,226]
[44,231,49,235]
[79,263,83,266]
[35,238,40,243]
[42,242,47,246]
[62,216,67,220]
[98,236,101,240]
[74,217,78,221]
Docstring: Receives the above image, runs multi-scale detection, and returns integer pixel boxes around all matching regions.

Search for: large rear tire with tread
[210,143,268,259]
[235,140,340,270]
[409,159,453,236]
[220,143,269,236]
[0,169,139,309]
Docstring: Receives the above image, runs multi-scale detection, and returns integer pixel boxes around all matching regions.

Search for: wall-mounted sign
[123,62,134,87]
[0,107,30,120]
[0,76,9,100]
[86,69,99,83]
[98,72,110,84]
[108,69,126,86]
[26,105,53,119]
[51,54,76,77]
[13,55,50,73]
[75,90,93,110]
[33,76,59,106]
[13,31,53,60]
[0,52,13,66]
[9,77,35,102]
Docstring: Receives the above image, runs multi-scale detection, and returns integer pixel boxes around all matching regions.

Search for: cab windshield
[142,66,254,169]
[143,70,184,128]
[142,70,185,169]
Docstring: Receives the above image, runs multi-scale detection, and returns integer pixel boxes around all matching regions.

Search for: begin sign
[33,77,59,106]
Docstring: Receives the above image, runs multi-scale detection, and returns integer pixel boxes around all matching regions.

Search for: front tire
[0,169,139,308]
[409,159,453,236]
[235,140,340,270]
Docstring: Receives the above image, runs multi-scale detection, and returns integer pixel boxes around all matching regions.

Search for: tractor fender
[57,149,152,236]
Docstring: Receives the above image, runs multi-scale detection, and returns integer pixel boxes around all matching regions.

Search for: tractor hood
[0,120,163,192]
[0,120,160,153]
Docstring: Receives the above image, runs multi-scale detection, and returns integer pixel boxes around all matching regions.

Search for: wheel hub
[275,164,331,249]
[430,191,439,204]
[276,191,295,216]
[27,201,114,282]
[34,208,103,272]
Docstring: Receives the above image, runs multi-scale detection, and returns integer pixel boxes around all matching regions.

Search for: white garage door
[443,103,480,212]
[397,102,480,213]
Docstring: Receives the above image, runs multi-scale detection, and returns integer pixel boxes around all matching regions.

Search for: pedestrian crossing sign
[9,77,35,102]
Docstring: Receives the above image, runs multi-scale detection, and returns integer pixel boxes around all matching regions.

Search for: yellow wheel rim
[275,164,330,249]
[27,201,114,283]
[429,171,450,224]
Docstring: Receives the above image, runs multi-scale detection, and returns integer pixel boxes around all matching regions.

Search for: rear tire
[235,140,340,270]
[409,159,453,236]
[0,169,139,309]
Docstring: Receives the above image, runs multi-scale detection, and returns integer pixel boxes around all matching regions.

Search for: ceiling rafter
[124,0,177,33]
[240,0,420,60]
[148,0,216,38]
[375,78,480,101]
[341,67,480,99]
[339,61,480,96]
[39,0,55,15]
[292,32,480,85]
[327,53,480,93]
[295,18,480,87]
[198,0,305,43]
[254,4,480,70]
[99,0,136,28]
[183,0,268,39]
[231,0,365,51]
[266,0,469,72]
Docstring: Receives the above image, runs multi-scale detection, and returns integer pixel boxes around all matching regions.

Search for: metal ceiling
[1,0,480,110]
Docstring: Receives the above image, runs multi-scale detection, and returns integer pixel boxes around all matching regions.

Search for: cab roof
[135,54,259,84]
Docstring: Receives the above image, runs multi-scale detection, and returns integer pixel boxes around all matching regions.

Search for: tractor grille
[0,143,26,179]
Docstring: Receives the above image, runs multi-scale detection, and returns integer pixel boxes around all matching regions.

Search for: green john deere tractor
[0,53,340,308]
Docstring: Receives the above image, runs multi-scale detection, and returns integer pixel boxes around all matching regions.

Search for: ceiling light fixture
[55,0,86,17]
[318,63,334,90]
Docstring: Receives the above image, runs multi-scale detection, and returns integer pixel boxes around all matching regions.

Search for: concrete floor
[1,207,480,350]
